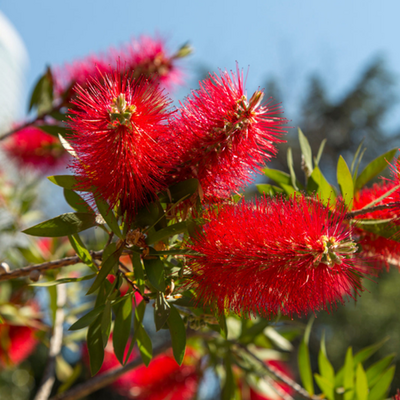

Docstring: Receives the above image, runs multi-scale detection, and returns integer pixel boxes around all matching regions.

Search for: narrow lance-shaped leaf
[68,234,97,272]
[95,196,123,239]
[287,147,298,190]
[64,189,92,213]
[368,366,395,400]
[298,317,314,395]
[356,363,369,400]
[314,374,334,400]
[343,347,354,400]
[87,314,104,376]
[298,128,313,177]
[87,244,122,295]
[113,294,133,365]
[143,255,166,292]
[355,148,398,190]
[167,304,186,365]
[154,291,171,331]
[366,354,395,387]
[23,213,97,237]
[337,156,354,209]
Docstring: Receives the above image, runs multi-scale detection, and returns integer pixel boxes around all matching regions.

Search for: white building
[0,12,28,133]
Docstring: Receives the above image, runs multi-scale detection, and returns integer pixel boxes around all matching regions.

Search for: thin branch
[0,251,103,282]
[118,261,150,303]
[346,201,400,219]
[49,340,172,400]
[236,342,321,400]
[0,105,63,141]
[34,284,67,400]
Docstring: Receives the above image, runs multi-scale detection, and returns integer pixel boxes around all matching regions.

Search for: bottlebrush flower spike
[187,195,369,318]
[2,126,67,172]
[169,66,287,200]
[68,69,174,217]
[54,35,185,97]
[83,339,199,400]
[0,324,39,367]
[352,181,400,268]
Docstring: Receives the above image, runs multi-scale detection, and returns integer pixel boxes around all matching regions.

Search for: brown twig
[34,284,67,400]
[118,261,150,303]
[49,340,173,400]
[236,342,321,400]
[346,201,400,219]
[0,251,103,282]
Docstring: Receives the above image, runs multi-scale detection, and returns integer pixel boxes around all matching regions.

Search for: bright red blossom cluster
[3,126,67,172]
[87,340,199,400]
[170,68,286,200]
[188,195,367,317]
[352,180,400,268]
[54,35,183,97]
[68,70,174,215]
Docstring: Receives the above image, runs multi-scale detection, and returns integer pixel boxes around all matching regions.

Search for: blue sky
[2,0,400,129]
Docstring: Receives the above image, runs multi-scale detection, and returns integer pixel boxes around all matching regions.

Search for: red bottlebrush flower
[84,339,199,400]
[2,126,67,172]
[120,35,184,91]
[68,69,174,217]
[393,389,400,400]
[169,66,286,200]
[352,181,400,268]
[54,35,184,97]
[0,324,38,367]
[187,195,368,318]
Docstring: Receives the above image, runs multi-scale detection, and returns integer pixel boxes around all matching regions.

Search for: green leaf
[298,128,313,176]
[354,220,400,242]
[37,125,71,138]
[314,374,334,400]
[368,366,395,400]
[318,334,335,384]
[356,363,369,400]
[31,274,96,287]
[135,202,164,228]
[298,318,314,395]
[95,197,123,239]
[68,234,97,271]
[87,314,104,375]
[28,67,53,114]
[158,179,199,203]
[100,300,112,347]
[48,175,79,190]
[337,156,354,209]
[355,148,398,190]
[307,166,336,205]
[131,253,145,294]
[218,313,228,339]
[314,138,327,166]
[23,213,97,237]
[353,339,388,366]
[366,354,395,387]
[154,291,171,331]
[343,348,354,400]
[351,140,365,174]
[64,189,91,213]
[287,147,298,190]
[69,304,106,331]
[113,294,132,365]
[167,304,186,365]
[134,303,152,366]
[222,352,236,400]
[143,256,166,292]
[146,221,188,245]
[263,168,303,190]
[87,244,122,295]
[256,184,284,196]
